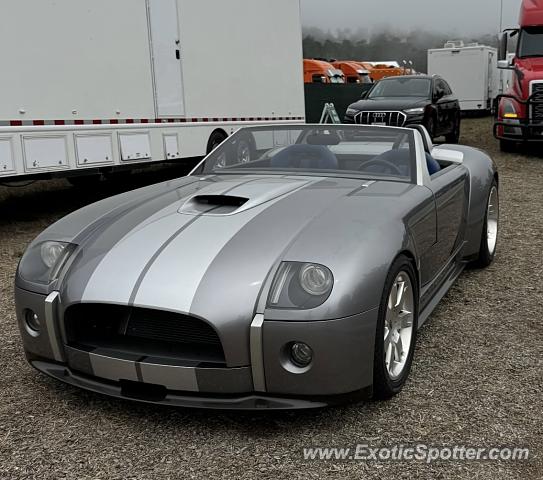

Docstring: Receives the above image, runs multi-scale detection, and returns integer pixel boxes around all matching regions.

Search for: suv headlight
[18,241,76,285]
[404,107,425,114]
[345,108,359,116]
[268,262,334,309]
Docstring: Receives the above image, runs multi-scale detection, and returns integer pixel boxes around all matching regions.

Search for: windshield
[518,27,543,58]
[193,126,416,183]
[329,69,345,83]
[368,78,431,98]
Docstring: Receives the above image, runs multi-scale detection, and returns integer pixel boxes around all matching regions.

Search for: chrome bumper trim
[44,291,64,362]
[250,314,266,392]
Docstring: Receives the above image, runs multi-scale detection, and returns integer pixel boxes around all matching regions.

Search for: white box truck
[427,42,499,112]
[0,0,305,182]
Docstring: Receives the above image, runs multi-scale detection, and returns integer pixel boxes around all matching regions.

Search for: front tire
[499,139,517,153]
[471,181,499,268]
[373,255,418,400]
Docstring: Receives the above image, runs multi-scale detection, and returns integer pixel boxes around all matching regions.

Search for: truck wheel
[499,140,517,153]
[471,181,499,268]
[445,115,461,144]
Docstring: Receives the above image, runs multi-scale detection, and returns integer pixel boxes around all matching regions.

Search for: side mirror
[432,147,464,164]
[498,33,508,61]
[497,59,513,70]
[434,89,444,101]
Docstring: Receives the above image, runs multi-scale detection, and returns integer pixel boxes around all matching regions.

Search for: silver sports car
[15,124,499,409]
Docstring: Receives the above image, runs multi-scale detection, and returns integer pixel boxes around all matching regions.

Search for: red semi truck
[495,0,543,151]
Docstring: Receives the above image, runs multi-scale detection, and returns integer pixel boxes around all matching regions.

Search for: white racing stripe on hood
[132,178,322,312]
[132,202,276,312]
[81,175,321,306]
[81,213,197,304]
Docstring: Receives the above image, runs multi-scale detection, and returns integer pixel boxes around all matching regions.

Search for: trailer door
[148,0,185,117]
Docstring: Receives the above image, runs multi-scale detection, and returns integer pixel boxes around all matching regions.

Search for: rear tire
[445,114,461,144]
[373,255,418,400]
[424,115,436,141]
[471,180,499,268]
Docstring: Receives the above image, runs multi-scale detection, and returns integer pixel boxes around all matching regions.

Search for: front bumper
[15,287,378,410]
[494,93,543,142]
[27,357,372,410]
[493,119,543,142]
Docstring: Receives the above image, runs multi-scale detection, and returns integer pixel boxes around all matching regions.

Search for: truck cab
[357,62,406,82]
[495,0,543,151]
[303,59,345,84]
[331,61,372,84]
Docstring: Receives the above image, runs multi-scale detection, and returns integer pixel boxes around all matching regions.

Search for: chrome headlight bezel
[404,107,425,115]
[267,262,334,310]
[18,241,77,285]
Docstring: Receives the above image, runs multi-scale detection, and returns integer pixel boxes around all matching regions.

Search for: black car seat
[271,145,338,170]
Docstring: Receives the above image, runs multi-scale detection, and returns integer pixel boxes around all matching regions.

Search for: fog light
[24,309,41,336]
[290,342,313,367]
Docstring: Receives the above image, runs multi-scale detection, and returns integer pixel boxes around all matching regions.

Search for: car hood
[349,96,428,112]
[28,174,423,366]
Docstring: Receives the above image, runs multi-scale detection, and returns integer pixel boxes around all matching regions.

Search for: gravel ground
[0,118,541,479]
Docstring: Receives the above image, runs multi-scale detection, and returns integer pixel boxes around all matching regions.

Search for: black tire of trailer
[206,129,229,154]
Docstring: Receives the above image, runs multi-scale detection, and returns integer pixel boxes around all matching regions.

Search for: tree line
[302,27,500,73]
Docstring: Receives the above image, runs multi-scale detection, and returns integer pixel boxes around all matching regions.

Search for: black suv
[344,75,461,143]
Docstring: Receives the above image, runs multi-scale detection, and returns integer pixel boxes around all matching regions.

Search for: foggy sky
[301,0,522,36]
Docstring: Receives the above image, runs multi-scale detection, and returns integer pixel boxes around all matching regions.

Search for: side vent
[180,195,249,215]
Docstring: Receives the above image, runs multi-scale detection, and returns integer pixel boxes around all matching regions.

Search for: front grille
[530,82,543,122]
[65,304,225,364]
[355,111,407,127]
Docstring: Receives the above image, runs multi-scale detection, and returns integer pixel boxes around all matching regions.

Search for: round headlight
[290,342,313,368]
[299,263,333,296]
[40,241,66,268]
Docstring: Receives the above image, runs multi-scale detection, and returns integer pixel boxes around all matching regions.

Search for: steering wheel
[357,158,403,175]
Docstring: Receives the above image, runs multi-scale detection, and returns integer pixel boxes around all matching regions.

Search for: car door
[433,79,454,135]
[426,164,470,279]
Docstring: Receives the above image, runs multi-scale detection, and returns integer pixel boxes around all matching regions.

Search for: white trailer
[427,42,499,112]
[0,0,305,182]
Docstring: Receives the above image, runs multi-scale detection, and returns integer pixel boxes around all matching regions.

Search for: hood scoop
[179,195,249,215]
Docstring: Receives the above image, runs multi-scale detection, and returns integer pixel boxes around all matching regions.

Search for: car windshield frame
[367,77,432,99]
[191,125,418,184]
[517,26,543,58]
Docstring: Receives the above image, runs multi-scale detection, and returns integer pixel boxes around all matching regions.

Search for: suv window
[441,80,453,95]
[433,79,450,98]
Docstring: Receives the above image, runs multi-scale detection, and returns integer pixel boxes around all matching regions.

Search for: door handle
[175,49,180,60]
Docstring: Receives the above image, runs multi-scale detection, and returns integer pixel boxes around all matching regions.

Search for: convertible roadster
[15,124,499,409]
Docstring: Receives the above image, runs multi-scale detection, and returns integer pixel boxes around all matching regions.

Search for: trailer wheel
[206,130,228,154]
